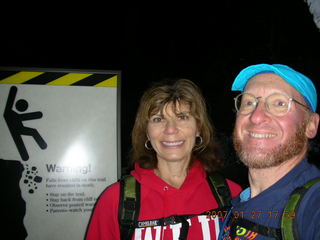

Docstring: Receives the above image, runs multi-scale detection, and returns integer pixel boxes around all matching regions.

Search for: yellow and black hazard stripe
[0,69,118,87]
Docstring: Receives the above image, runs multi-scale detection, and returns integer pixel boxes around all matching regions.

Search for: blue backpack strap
[118,175,140,240]
[206,171,232,208]
[281,178,320,240]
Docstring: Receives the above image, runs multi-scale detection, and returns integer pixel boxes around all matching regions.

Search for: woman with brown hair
[86,79,241,240]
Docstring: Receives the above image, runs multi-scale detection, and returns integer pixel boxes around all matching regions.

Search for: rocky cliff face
[1,159,27,239]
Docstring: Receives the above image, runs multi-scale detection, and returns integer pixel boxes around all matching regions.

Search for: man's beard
[232,121,308,169]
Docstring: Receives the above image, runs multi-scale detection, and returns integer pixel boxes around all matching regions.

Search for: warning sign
[0,67,120,240]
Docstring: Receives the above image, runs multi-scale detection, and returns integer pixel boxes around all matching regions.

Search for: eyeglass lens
[235,93,291,116]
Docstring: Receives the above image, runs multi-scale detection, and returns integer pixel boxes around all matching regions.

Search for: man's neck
[248,156,303,198]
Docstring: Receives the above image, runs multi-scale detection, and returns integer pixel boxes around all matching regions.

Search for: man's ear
[305,113,319,139]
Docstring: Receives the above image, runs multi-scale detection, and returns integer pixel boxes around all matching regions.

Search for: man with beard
[220,64,320,240]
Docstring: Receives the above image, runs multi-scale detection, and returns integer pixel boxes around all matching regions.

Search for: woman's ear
[196,128,200,137]
[305,113,319,139]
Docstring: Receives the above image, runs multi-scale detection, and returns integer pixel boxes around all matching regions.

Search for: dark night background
[1,1,320,187]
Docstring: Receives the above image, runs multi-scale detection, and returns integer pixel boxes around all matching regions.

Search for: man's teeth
[250,133,276,138]
[162,141,183,146]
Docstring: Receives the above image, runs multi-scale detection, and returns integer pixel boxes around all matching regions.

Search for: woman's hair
[131,78,223,172]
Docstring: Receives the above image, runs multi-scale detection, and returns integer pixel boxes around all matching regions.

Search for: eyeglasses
[234,92,310,117]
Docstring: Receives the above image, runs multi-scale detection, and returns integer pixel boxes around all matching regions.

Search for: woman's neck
[155,160,190,189]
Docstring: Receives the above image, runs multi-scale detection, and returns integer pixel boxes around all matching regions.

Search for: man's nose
[249,101,272,124]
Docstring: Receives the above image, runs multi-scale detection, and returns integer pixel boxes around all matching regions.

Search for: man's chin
[238,150,285,169]
[233,117,309,169]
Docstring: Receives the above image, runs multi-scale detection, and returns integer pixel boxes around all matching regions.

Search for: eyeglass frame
[234,92,311,117]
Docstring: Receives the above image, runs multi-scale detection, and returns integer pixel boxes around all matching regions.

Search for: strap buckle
[163,215,179,225]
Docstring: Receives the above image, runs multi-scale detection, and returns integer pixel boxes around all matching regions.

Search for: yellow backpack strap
[118,175,141,240]
[206,172,232,208]
[281,178,320,240]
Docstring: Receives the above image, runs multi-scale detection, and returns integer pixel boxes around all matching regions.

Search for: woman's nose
[164,120,178,134]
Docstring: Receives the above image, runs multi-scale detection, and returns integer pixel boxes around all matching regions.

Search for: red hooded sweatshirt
[86,161,241,240]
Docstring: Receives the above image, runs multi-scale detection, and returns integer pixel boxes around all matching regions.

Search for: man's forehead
[245,73,301,94]
[231,64,317,111]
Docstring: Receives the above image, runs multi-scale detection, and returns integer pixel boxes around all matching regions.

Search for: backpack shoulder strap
[117,172,231,239]
[229,215,282,239]
[281,178,320,240]
[206,171,232,208]
[118,175,141,240]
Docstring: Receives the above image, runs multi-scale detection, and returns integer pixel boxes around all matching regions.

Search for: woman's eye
[151,117,162,123]
[178,114,189,120]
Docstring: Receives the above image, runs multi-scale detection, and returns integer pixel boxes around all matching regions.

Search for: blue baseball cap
[232,64,317,112]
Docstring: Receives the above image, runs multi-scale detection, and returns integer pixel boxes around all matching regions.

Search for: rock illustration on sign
[23,164,43,194]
